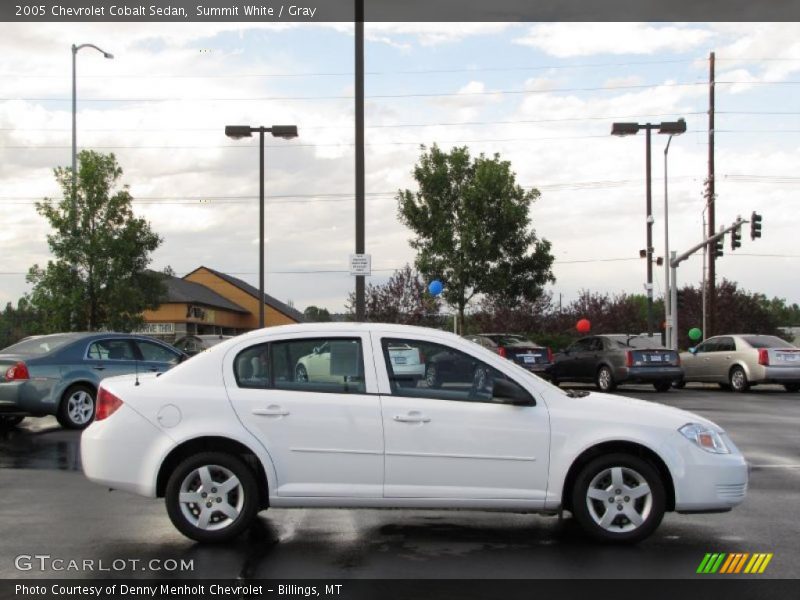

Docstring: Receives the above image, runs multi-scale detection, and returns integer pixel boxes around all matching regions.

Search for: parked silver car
[0,332,186,429]
[678,334,800,392]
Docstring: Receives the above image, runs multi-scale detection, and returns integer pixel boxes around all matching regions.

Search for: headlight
[679,423,730,454]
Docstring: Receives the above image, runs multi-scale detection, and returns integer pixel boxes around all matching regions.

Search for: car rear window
[1,335,75,356]
[607,336,666,350]
[486,335,534,346]
[741,335,795,349]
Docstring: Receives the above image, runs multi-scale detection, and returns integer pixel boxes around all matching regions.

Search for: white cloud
[514,23,714,57]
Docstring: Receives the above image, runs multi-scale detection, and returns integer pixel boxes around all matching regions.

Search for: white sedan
[81,323,748,544]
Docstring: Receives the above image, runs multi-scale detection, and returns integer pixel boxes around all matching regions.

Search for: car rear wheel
[784,383,800,393]
[653,382,672,393]
[672,378,686,389]
[0,415,24,427]
[571,453,666,544]
[729,366,750,393]
[57,384,96,429]
[165,451,259,543]
[596,366,617,392]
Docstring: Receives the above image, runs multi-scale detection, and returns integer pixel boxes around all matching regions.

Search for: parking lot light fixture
[224,123,299,328]
[611,118,687,338]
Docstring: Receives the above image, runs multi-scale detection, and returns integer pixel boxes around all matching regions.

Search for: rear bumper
[758,366,800,384]
[617,366,684,384]
[81,404,174,497]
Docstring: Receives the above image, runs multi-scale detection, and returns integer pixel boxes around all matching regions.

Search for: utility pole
[354,0,366,321]
[707,51,716,337]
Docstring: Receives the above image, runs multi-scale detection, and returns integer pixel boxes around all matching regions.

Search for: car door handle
[252,405,290,417]
[393,412,431,423]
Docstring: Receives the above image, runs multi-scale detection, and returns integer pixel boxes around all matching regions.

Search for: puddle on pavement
[0,425,82,471]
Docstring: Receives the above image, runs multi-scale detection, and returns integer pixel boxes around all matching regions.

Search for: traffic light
[676,290,685,310]
[750,212,762,240]
[714,237,724,259]
[731,224,742,250]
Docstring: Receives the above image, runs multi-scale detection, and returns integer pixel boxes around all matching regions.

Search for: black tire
[295,364,308,383]
[653,382,672,393]
[0,415,25,427]
[718,382,732,392]
[165,451,259,543]
[729,366,750,393]
[672,379,685,389]
[571,453,666,544]
[783,383,800,393]
[425,363,441,388]
[596,366,617,392]
[57,384,96,430]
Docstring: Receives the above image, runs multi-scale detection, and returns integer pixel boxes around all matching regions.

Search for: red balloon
[576,318,591,333]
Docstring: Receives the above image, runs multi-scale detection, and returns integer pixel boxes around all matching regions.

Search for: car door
[708,336,736,382]
[132,338,182,374]
[224,334,384,498]
[84,338,141,379]
[373,333,550,504]
[685,339,715,381]
[554,338,588,381]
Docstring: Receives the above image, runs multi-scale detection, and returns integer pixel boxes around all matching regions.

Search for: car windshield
[607,335,666,350]
[485,335,534,346]
[1,334,76,356]
[741,335,795,349]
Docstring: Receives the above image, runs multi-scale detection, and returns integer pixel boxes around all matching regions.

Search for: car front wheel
[165,452,259,543]
[57,384,96,429]
[571,453,666,544]
[784,383,800,393]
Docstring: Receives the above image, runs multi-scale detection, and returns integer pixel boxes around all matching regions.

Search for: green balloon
[688,327,702,341]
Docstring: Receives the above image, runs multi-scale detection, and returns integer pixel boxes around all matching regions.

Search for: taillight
[675,353,681,366]
[758,348,769,366]
[497,346,507,358]
[418,350,426,364]
[625,351,634,368]
[96,387,123,421]
[547,347,554,363]
[4,362,29,381]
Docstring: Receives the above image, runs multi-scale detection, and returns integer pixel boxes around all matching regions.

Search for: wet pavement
[1,386,798,580]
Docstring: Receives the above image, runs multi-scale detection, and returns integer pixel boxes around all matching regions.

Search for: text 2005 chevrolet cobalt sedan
[82,324,748,544]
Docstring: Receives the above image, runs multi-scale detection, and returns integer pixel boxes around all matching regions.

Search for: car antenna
[134,344,140,386]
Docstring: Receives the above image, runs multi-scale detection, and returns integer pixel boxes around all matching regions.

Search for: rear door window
[86,339,136,361]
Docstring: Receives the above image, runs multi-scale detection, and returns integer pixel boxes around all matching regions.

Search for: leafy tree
[27,151,165,332]
[303,305,332,322]
[0,297,44,349]
[347,264,442,326]
[398,145,555,333]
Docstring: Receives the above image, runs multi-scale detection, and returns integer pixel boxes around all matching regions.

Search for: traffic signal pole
[668,217,746,350]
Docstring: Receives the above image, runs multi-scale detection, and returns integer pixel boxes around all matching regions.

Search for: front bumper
[660,432,748,512]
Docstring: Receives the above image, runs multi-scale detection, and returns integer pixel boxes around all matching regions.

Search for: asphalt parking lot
[1,384,798,580]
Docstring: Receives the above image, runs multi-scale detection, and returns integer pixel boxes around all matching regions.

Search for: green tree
[0,297,44,349]
[303,305,332,322]
[397,145,555,333]
[27,151,165,332]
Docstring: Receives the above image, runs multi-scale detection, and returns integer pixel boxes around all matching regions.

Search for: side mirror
[560,348,569,355]
[313,346,321,355]
[492,378,534,406]
[689,347,697,354]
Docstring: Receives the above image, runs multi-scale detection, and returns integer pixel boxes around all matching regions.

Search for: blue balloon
[428,280,443,296]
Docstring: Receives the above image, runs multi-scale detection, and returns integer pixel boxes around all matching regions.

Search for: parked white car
[82,323,748,544]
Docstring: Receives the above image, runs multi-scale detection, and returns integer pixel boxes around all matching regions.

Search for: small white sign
[349,253,371,276]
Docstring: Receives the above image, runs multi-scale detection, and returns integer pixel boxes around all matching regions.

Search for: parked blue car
[0,332,186,429]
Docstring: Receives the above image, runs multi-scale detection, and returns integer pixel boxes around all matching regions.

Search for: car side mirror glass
[492,378,534,406]
[689,347,697,354]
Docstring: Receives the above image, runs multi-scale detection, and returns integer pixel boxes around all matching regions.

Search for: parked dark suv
[550,334,683,392]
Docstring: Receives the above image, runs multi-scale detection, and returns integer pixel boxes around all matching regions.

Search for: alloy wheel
[178,465,244,531]
[67,390,94,426]
[585,466,653,533]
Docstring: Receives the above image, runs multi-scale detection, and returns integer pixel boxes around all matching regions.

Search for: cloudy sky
[1,22,798,313]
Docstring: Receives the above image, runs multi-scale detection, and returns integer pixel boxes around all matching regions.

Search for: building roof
[187,266,305,322]
[163,275,249,313]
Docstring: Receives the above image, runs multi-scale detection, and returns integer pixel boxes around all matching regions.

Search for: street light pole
[225,125,299,329]
[664,133,674,348]
[71,43,113,203]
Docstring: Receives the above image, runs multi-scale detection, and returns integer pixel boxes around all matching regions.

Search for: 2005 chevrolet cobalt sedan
[81,323,748,544]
